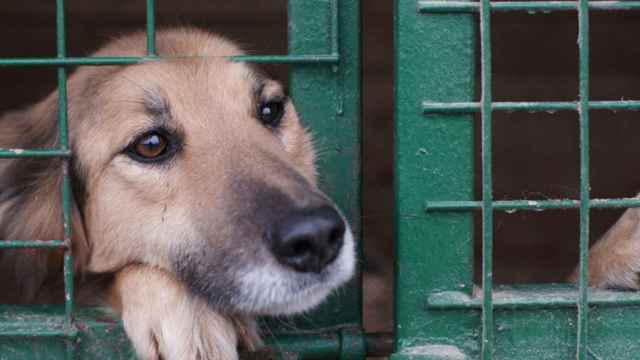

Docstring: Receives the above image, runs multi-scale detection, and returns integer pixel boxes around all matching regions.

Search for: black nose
[267,206,346,273]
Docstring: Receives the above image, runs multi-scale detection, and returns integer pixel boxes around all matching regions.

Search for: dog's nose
[268,206,346,273]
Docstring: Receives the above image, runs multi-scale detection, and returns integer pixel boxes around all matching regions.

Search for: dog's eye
[127,131,173,163]
[257,100,284,128]
[135,133,167,158]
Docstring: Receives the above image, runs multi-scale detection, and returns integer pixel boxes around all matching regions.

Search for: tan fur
[570,194,640,289]
[112,266,258,360]
[0,28,355,359]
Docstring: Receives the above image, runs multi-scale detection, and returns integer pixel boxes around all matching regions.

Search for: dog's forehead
[98,58,262,131]
[88,29,269,118]
[121,58,257,97]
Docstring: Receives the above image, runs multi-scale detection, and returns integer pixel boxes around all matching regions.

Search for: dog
[0,28,356,359]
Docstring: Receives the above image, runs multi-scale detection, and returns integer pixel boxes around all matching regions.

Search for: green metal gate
[395,0,640,359]
[0,1,367,359]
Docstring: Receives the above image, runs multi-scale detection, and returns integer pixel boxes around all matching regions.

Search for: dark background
[2,0,640,339]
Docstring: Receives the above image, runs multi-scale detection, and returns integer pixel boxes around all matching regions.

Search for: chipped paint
[402,344,467,359]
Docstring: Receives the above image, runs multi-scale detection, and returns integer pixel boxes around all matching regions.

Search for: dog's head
[1,28,355,314]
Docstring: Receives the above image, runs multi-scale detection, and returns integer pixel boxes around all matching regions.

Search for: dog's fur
[570,204,640,290]
[0,28,356,359]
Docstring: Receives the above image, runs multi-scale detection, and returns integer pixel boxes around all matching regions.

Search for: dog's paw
[570,207,640,290]
[111,265,257,360]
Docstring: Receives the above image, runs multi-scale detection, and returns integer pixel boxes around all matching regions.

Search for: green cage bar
[0,149,71,158]
[0,55,341,67]
[427,285,640,310]
[479,0,494,356]
[424,198,640,211]
[576,0,590,358]
[395,0,640,359]
[56,0,77,358]
[146,0,156,56]
[0,241,67,249]
[423,100,640,113]
[418,0,640,13]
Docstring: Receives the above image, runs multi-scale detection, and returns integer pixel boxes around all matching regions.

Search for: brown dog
[0,28,355,359]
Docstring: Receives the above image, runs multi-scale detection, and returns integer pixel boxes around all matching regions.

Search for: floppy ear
[0,94,90,302]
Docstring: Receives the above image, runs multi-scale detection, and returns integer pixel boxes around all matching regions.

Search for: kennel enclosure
[3,0,640,359]
[396,0,640,359]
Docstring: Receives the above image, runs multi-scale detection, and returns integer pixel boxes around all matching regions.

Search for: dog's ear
[0,94,90,301]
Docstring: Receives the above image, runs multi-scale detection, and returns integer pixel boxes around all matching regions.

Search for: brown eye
[135,133,167,158]
[126,130,178,164]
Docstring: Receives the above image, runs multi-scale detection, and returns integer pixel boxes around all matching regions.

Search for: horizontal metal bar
[0,57,150,67]
[0,54,339,68]
[589,198,640,208]
[427,287,640,310]
[0,306,78,338]
[0,327,77,338]
[0,149,71,158]
[424,101,576,113]
[422,101,640,114]
[0,240,67,249]
[591,101,640,111]
[242,331,393,358]
[418,1,640,13]
[231,54,339,64]
[495,199,579,210]
[424,198,640,211]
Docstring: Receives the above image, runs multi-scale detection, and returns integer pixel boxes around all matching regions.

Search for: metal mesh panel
[395,1,640,359]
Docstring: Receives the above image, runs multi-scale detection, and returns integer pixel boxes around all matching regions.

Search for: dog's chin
[233,226,356,316]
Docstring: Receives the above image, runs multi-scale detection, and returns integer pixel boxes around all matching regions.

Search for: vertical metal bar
[331,0,340,56]
[62,170,74,318]
[287,0,362,331]
[146,0,157,56]
[480,0,494,358]
[577,0,590,358]
[56,0,66,60]
[56,0,75,358]
[394,1,476,356]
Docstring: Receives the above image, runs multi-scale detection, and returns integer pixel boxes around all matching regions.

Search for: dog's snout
[268,206,345,273]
